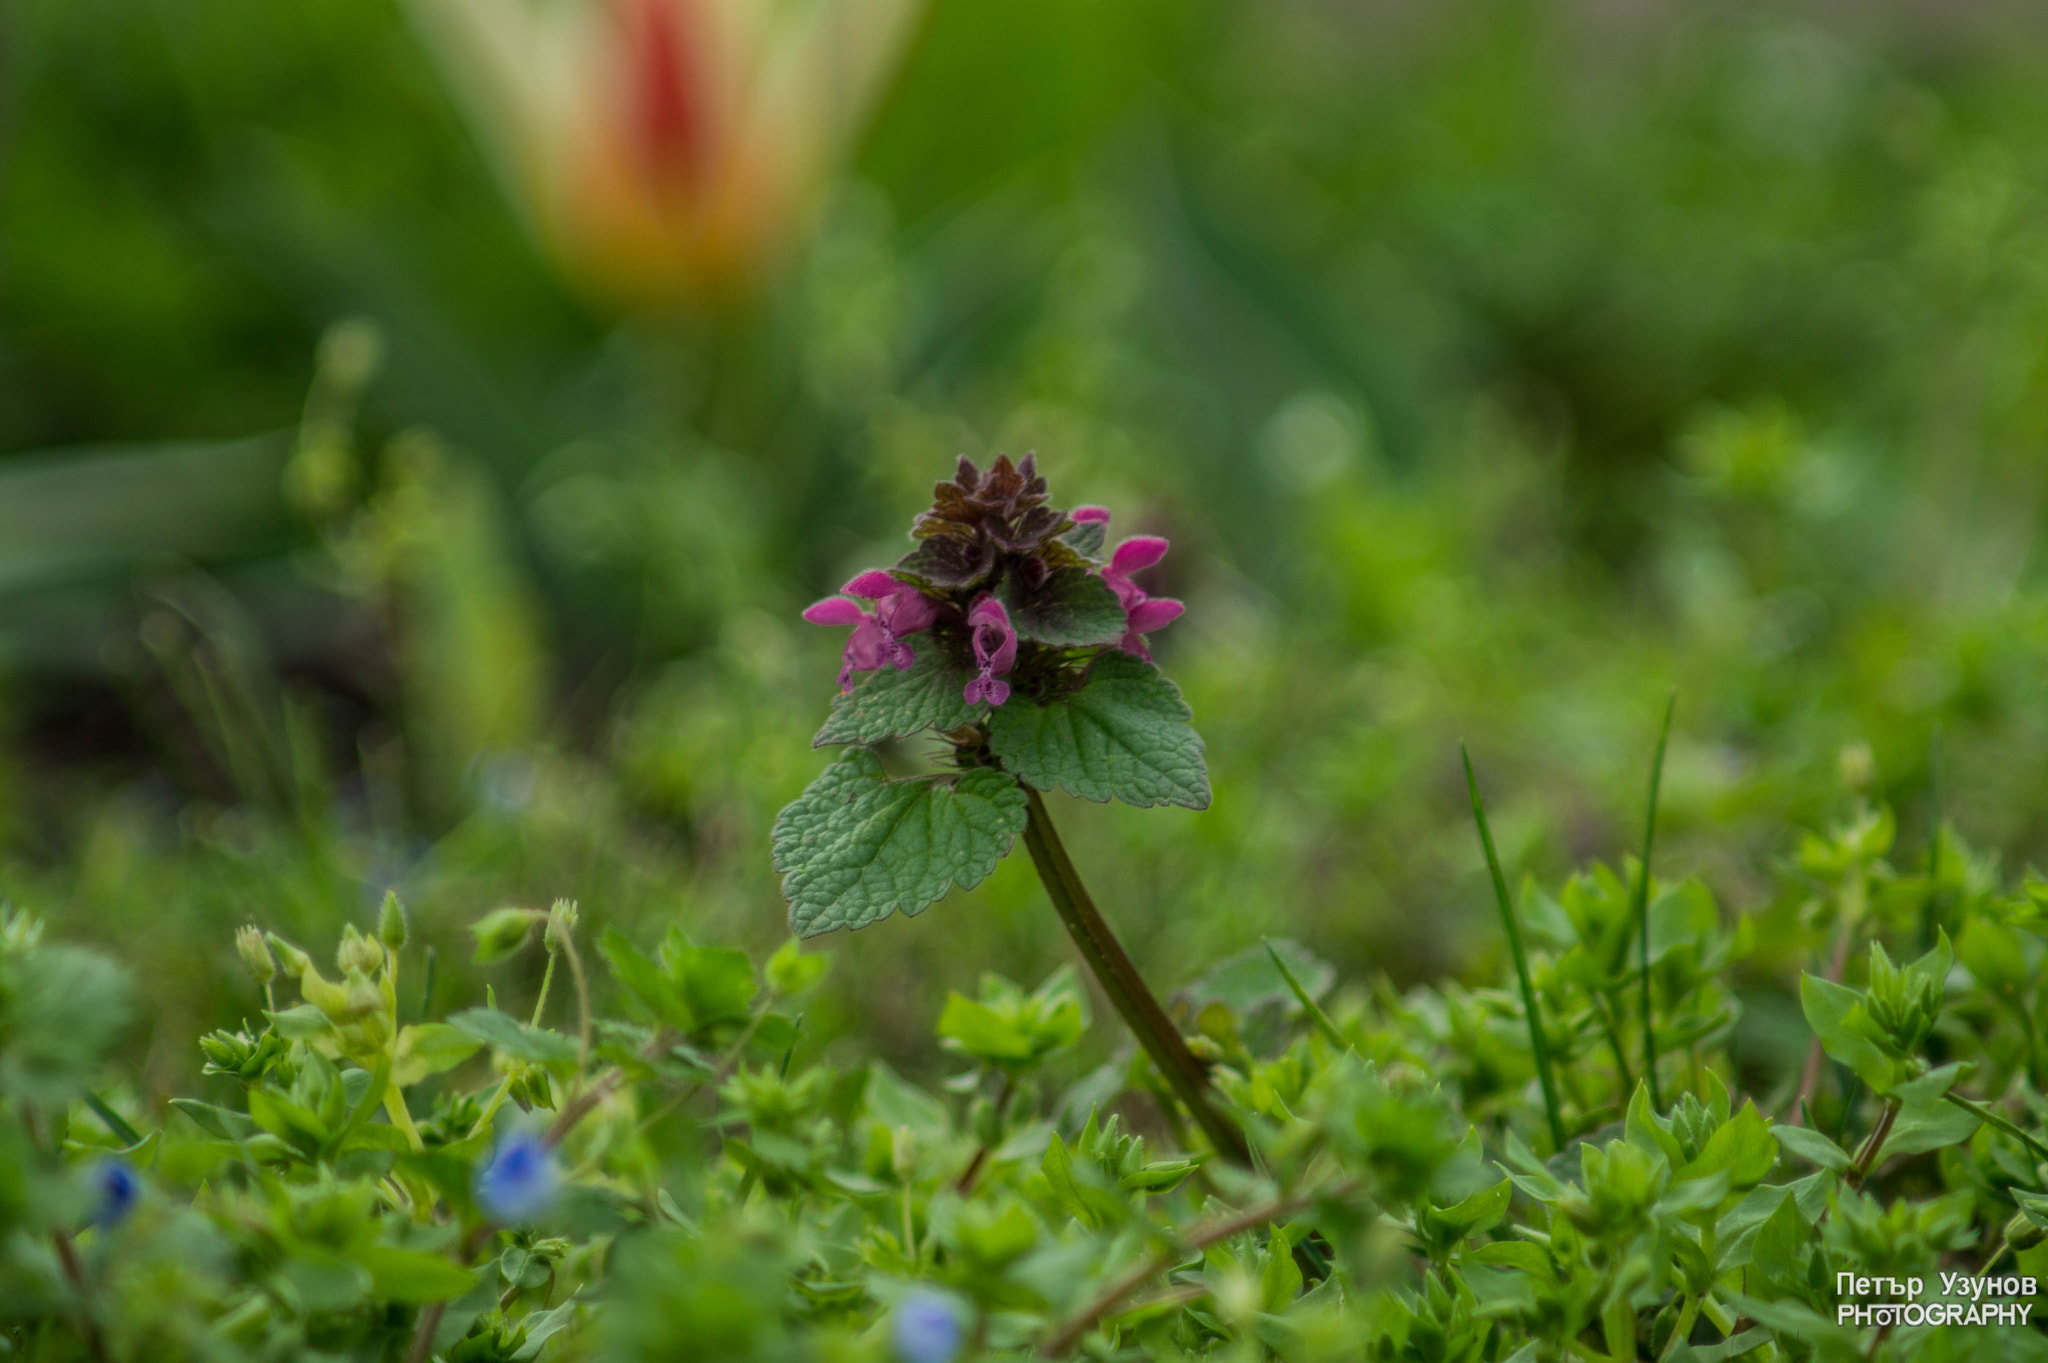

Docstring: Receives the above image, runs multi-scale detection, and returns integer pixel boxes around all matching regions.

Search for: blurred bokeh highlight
[7,0,2048,1089]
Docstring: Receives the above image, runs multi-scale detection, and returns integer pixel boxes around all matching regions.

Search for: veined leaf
[988,653,1209,809]
[1000,565,1127,648]
[813,645,982,749]
[773,750,1027,937]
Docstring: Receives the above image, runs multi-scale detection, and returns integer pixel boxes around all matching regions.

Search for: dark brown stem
[1849,1098,1901,1189]
[52,1229,110,1363]
[545,1029,676,1148]
[1019,788,1251,1167]
[406,1224,495,1363]
[955,1072,1015,1194]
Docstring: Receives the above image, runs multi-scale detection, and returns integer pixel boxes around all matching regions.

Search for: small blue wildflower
[892,1292,962,1363]
[91,1159,140,1228]
[474,1129,560,1224]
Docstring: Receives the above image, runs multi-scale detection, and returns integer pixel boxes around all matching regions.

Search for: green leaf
[265,1004,335,1041]
[1798,973,1896,1092]
[600,929,695,1033]
[661,928,756,1026]
[1680,1102,1777,1190]
[352,1246,476,1303]
[1426,1179,1512,1240]
[1000,565,1127,648]
[987,653,1210,809]
[937,994,1036,1065]
[1041,1132,1128,1230]
[1772,1125,1851,1172]
[1879,1092,1980,1161]
[773,750,1028,937]
[469,907,541,964]
[1471,1240,1556,1282]
[813,647,980,748]
[392,1024,483,1087]
[765,939,829,997]
[445,1008,580,1065]
[170,1098,256,1141]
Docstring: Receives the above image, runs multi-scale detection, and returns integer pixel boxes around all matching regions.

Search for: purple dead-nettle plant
[778,455,1249,1164]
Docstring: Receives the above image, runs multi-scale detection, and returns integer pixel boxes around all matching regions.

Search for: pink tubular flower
[1100,534,1184,661]
[1069,505,1111,524]
[964,595,1016,706]
[802,571,937,691]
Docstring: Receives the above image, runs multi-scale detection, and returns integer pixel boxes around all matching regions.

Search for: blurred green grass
[7,0,2048,1092]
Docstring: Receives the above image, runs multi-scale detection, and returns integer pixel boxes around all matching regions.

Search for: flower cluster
[803,456,1184,704]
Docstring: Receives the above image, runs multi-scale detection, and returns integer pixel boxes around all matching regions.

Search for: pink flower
[1069,505,1111,524]
[802,571,937,691]
[964,595,1016,706]
[1098,529,1185,662]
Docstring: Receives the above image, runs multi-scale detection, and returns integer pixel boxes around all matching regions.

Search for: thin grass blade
[1633,691,1676,1112]
[1461,743,1567,1151]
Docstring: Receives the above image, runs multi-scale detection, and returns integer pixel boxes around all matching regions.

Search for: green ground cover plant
[7,460,2048,1362]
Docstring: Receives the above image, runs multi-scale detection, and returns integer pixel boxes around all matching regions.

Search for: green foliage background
[8,0,2048,1100]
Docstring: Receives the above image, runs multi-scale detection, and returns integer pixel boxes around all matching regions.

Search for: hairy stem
[1019,788,1251,1167]
[1462,745,1568,1152]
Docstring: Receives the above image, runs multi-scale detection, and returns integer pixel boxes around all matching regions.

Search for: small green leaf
[938,994,1036,1065]
[1040,1133,1127,1230]
[170,1098,255,1141]
[1879,1092,1980,1161]
[1798,973,1896,1092]
[766,939,829,997]
[773,750,1028,937]
[1772,1125,1851,1172]
[600,929,695,1033]
[1427,1179,1512,1240]
[352,1246,476,1303]
[1000,565,1127,648]
[661,928,757,1026]
[1680,1102,1777,1189]
[391,1024,483,1087]
[446,1008,580,1065]
[469,907,541,964]
[265,1004,335,1040]
[813,647,980,748]
[987,653,1210,809]
[1470,1240,1556,1281]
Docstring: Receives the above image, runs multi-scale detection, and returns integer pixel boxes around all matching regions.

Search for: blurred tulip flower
[407,0,923,308]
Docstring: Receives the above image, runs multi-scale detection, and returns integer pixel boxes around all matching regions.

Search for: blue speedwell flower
[91,1159,140,1228]
[892,1292,961,1363]
[474,1129,560,1224]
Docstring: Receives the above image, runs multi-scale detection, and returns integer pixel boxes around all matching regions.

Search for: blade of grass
[1461,744,1566,1152]
[83,1091,143,1147]
[1922,725,1944,952]
[1265,939,1345,1049]
[1633,691,1676,1113]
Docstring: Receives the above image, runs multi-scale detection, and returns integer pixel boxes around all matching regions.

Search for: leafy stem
[1018,787,1252,1168]
[1039,1177,1357,1356]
